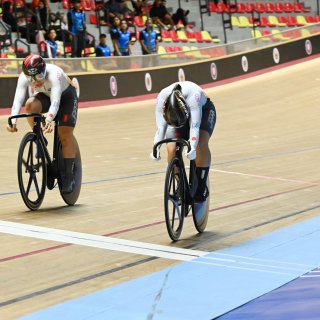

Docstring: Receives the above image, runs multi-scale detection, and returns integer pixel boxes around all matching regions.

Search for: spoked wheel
[17,133,47,211]
[192,179,210,233]
[57,138,82,206]
[164,157,186,241]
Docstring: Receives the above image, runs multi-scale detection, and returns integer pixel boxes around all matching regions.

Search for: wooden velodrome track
[0,57,320,319]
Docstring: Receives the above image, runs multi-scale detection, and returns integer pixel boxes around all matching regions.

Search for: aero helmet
[163,84,189,127]
[22,54,46,78]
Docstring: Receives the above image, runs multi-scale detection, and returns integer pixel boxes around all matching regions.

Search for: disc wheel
[17,133,47,211]
[164,157,186,241]
[57,138,82,206]
[192,179,210,233]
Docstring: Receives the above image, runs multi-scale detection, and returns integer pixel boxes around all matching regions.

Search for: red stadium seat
[265,2,275,13]
[294,2,311,13]
[274,2,285,13]
[283,2,294,13]
[287,15,298,26]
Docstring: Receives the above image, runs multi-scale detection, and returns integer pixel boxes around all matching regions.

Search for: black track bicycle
[8,113,82,211]
[153,138,210,241]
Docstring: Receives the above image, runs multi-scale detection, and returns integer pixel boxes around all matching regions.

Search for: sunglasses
[28,70,46,81]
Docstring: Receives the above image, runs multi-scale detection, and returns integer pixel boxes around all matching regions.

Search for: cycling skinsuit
[11,63,78,127]
[153,81,216,150]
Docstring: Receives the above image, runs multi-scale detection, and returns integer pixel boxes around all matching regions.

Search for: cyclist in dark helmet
[151,81,217,202]
[7,54,80,194]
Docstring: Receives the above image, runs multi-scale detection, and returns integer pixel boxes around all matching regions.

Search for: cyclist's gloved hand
[43,119,54,134]
[150,147,161,161]
[186,148,196,160]
[7,124,18,133]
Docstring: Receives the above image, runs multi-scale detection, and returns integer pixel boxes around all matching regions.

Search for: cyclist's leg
[195,100,217,201]
[165,124,189,163]
[57,85,78,194]
[25,93,49,129]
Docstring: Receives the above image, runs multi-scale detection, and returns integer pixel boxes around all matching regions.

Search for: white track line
[213,169,317,186]
[0,220,207,261]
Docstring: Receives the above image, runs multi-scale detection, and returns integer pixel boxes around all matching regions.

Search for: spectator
[2,1,18,32]
[32,0,50,30]
[112,19,131,56]
[95,33,111,57]
[150,0,174,30]
[45,27,58,58]
[68,0,86,57]
[104,0,124,24]
[139,18,158,55]
[109,16,121,42]
[172,8,189,28]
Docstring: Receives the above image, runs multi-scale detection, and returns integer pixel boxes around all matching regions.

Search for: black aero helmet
[22,54,46,77]
[163,84,189,127]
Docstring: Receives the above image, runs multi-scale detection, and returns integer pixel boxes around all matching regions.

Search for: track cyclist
[151,81,217,202]
[7,54,79,194]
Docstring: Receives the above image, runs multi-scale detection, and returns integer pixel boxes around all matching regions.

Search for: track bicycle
[153,138,210,241]
[8,113,82,211]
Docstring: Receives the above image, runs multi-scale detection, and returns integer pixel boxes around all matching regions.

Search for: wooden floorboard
[0,58,319,319]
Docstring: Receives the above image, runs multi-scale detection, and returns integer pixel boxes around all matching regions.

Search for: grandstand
[0,0,319,59]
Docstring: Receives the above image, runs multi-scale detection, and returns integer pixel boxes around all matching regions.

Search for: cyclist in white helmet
[7,54,79,194]
[151,81,217,202]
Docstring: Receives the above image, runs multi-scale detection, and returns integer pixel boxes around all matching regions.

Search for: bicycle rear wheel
[57,137,82,206]
[164,157,186,241]
[192,179,210,233]
[17,132,47,211]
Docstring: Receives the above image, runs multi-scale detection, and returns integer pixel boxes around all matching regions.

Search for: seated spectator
[104,0,125,24]
[150,0,174,30]
[172,8,189,28]
[139,18,158,55]
[95,33,111,57]
[2,1,18,32]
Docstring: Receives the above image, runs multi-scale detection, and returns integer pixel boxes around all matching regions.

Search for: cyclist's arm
[46,73,63,122]
[153,95,167,145]
[10,74,28,123]
[188,96,202,151]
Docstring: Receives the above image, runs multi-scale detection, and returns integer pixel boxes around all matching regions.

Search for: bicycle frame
[8,113,59,167]
[153,138,198,204]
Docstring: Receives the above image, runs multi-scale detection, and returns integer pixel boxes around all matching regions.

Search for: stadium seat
[294,2,311,13]
[237,3,247,13]
[251,29,271,41]
[265,2,275,13]
[134,16,144,27]
[245,3,255,12]
[274,2,284,13]
[267,15,280,27]
[278,15,288,26]
[231,16,240,27]
[157,45,166,54]
[300,28,312,37]
[255,2,266,13]
[296,15,308,26]
[271,29,290,41]
[238,16,252,27]
[287,15,298,27]
[209,2,217,12]
[176,30,188,42]
[193,31,204,42]
[216,3,228,13]
[169,30,179,42]
[201,31,214,43]
[185,31,197,42]
[161,30,172,42]
[305,16,316,23]
[283,2,294,13]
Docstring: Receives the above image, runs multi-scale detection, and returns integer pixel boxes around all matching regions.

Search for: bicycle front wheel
[17,132,47,211]
[164,157,186,241]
